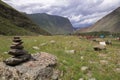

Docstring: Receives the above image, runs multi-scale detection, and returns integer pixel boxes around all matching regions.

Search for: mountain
[27,13,74,35]
[77,7,120,33]
[0,1,50,35]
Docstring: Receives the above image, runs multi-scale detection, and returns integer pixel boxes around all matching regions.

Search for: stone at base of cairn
[0,52,58,80]
[3,54,31,66]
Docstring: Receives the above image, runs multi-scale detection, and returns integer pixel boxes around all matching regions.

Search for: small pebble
[32,46,39,50]
[81,66,89,71]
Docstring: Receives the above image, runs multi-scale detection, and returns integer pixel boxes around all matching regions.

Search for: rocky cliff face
[0,1,50,35]
[27,13,74,35]
[0,52,59,80]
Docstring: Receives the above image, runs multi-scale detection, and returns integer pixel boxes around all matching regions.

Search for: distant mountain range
[27,13,74,35]
[77,7,120,33]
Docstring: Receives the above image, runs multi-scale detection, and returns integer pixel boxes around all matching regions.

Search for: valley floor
[0,36,120,80]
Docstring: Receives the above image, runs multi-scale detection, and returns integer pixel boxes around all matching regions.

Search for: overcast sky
[2,0,120,28]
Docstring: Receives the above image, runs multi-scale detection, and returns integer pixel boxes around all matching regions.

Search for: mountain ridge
[77,7,120,33]
[27,13,74,35]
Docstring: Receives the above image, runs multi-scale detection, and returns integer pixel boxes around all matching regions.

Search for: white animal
[99,41,106,46]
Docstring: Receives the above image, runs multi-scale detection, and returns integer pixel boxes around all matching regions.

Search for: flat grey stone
[14,36,20,39]
[3,54,31,66]
[12,41,23,46]
[8,49,28,56]
[10,45,24,49]
[13,39,21,42]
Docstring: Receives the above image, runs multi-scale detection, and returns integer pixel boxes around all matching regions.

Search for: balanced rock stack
[4,36,31,66]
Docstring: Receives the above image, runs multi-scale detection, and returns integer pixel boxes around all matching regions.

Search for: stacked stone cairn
[4,36,31,66]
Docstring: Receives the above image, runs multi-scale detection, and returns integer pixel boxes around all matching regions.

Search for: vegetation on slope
[89,7,120,32]
[0,16,36,35]
[0,1,50,35]
[27,13,74,35]
[77,7,120,33]
[0,36,119,80]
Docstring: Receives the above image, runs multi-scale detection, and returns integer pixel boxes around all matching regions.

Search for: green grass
[0,36,120,80]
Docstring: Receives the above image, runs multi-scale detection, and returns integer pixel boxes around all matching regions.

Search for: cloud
[2,0,120,28]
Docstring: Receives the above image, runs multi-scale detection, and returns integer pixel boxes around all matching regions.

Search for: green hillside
[0,1,50,35]
[27,13,74,35]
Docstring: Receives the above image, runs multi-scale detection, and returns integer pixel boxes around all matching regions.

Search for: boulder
[93,45,106,51]
[0,52,58,80]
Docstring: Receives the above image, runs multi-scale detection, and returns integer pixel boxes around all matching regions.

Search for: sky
[2,0,120,28]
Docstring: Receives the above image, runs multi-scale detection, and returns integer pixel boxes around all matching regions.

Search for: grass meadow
[0,36,120,80]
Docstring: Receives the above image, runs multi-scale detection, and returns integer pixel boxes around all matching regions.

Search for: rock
[4,52,8,54]
[88,78,96,80]
[115,68,120,73]
[14,36,20,39]
[86,71,92,77]
[8,49,28,56]
[4,54,31,66]
[13,39,21,42]
[40,43,47,46]
[98,54,107,57]
[12,42,23,46]
[65,50,75,54]
[0,52,58,80]
[100,60,108,65]
[81,56,84,60]
[50,40,56,44]
[79,78,84,80]
[81,66,89,71]
[34,40,37,42]
[93,45,106,51]
[89,60,97,64]
[52,70,59,80]
[32,46,40,50]
[10,45,24,49]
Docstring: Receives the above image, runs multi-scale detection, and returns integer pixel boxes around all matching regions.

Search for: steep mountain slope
[0,1,50,35]
[27,13,74,34]
[77,7,120,33]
